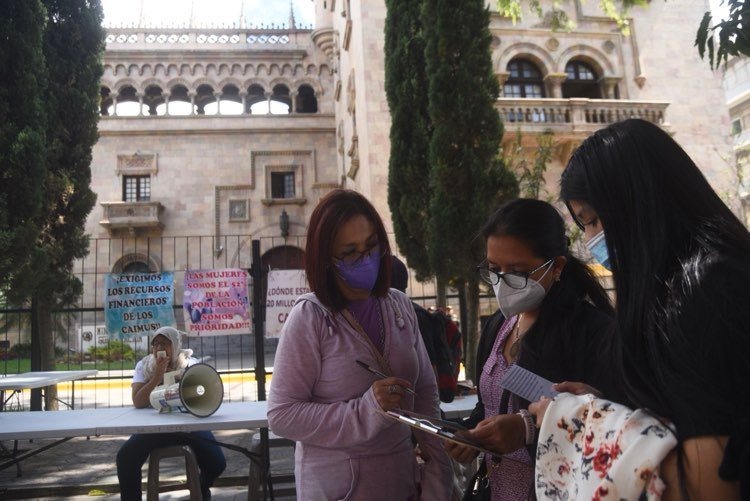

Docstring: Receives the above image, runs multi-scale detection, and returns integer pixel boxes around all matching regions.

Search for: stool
[146,445,203,501]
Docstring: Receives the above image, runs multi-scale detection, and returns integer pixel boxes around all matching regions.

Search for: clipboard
[382,409,492,453]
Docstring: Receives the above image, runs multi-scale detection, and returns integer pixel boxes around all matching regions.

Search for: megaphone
[149,363,224,417]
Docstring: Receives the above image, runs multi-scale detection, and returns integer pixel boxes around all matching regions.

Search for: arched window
[562,60,601,99]
[143,85,165,116]
[296,85,318,113]
[112,253,159,274]
[246,84,266,114]
[504,59,545,98]
[217,84,243,115]
[165,84,193,115]
[112,85,147,116]
[270,84,292,115]
[194,84,216,115]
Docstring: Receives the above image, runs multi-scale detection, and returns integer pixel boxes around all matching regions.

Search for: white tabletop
[440,394,478,420]
[0,394,477,441]
[0,370,98,391]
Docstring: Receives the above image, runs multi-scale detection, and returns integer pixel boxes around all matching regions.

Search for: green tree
[423,0,519,379]
[696,0,750,69]
[385,0,434,281]
[29,0,105,410]
[503,129,555,200]
[0,0,48,301]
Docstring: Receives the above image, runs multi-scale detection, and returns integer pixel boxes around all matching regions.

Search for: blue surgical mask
[586,231,611,271]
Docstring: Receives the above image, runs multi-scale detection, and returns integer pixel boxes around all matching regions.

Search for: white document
[500,365,559,402]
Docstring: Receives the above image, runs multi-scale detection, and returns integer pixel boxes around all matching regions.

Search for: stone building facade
[722,56,750,226]
[316,0,734,220]
[92,22,337,262]
[88,0,734,284]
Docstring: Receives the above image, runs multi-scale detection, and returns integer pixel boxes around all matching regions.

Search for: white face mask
[492,262,553,318]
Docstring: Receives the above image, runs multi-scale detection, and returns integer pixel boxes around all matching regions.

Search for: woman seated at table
[116,326,226,501]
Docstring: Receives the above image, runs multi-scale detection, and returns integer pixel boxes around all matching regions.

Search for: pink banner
[183,269,251,336]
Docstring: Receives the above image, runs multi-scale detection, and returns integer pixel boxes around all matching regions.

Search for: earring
[555,274,561,282]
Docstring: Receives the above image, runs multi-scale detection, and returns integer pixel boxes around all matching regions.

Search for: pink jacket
[267,290,453,500]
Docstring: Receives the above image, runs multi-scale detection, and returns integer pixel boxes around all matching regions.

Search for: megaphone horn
[149,363,224,417]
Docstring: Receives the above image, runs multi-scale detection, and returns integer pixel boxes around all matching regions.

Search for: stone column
[599,76,621,99]
[239,91,248,114]
[188,91,197,115]
[136,92,144,116]
[496,72,510,97]
[289,91,298,114]
[163,91,171,116]
[213,91,222,115]
[111,95,118,117]
[265,91,273,115]
[544,73,568,99]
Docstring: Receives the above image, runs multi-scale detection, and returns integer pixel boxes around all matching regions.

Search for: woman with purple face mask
[267,189,453,500]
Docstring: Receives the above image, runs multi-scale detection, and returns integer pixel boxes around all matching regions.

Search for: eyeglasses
[151,338,170,348]
[476,258,553,289]
[334,243,383,267]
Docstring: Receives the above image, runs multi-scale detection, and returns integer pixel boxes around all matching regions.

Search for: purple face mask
[334,251,381,291]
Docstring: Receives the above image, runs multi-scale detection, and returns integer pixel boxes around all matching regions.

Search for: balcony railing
[100,201,164,235]
[496,98,669,132]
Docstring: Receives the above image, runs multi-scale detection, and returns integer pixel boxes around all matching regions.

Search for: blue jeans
[116,431,227,500]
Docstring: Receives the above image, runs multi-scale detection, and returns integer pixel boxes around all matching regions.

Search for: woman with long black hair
[535,118,748,499]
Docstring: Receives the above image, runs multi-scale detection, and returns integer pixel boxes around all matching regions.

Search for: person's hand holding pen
[356,360,415,412]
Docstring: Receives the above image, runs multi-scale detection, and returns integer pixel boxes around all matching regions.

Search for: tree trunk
[435,276,447,308]
[38,296,58,410]
[464,276,480,386]
[30,298,42,411]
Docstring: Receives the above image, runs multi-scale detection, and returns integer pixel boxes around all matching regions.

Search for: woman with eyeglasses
[267,189,453,500]
[116,326,226,500]
[445,198,621,500]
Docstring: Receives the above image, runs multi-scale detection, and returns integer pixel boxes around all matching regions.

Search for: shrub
[88,340,136,363]
[10,342,32,358]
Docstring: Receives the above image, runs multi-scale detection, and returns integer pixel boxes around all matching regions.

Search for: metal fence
[0,233,491,410]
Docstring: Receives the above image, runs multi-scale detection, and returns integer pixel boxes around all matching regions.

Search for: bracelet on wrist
[517,409,536,445]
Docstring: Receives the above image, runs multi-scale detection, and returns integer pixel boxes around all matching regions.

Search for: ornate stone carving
[116,152,158,176]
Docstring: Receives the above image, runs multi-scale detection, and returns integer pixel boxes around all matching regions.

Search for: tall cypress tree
[422,0,518,378]
[0,0,48,301]
[385,0,433,280]
[29,0,104,409]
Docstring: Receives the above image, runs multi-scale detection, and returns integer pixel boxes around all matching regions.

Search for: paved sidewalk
[0,429,295,500]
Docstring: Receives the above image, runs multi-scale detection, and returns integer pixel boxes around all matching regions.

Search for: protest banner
[265,269,309,337]
[183,268,251,336]
[105,272,176,339]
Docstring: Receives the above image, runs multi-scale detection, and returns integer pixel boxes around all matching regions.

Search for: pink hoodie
[267,290,453,500]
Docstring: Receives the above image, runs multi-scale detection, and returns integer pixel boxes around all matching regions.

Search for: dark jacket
[461,299,623,430]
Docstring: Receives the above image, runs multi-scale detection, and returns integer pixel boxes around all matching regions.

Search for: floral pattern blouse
[535,393,677,500]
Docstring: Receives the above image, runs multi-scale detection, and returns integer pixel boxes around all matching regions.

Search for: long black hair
[481,198,614,382]
[560,119,750,427]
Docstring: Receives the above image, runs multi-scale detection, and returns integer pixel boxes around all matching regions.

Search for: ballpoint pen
[355,359,417,396]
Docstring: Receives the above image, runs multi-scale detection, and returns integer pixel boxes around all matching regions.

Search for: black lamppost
[279,209,290,238]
